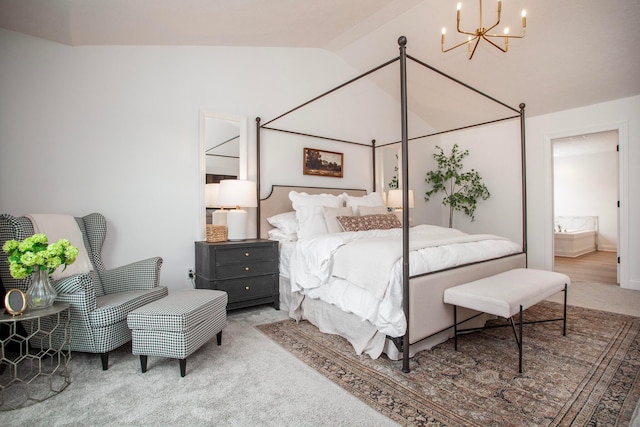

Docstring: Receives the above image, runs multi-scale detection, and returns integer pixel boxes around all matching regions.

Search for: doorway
[552,130,619,285]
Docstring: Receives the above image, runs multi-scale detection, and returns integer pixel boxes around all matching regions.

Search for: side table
[195,239,279,310]
[0,302,72,410]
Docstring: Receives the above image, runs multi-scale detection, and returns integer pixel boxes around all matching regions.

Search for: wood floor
[554,250,618,285]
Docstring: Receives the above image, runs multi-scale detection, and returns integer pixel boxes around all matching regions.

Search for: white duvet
[288,224,522,338]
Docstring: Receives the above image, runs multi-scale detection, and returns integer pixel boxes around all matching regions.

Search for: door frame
[545,121,628,288]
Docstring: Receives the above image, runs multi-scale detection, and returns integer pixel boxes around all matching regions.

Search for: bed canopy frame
[255,36,527,372]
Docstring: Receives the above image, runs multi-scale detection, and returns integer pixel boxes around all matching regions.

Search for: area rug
[257,302,640,426]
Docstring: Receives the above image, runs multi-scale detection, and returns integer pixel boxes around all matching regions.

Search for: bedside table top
[196,239,276,247]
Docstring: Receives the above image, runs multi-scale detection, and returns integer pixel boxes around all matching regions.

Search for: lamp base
[226,209,248,241]
[212,209,228,226]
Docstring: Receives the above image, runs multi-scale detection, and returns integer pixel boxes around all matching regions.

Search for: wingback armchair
[0,213,168,370]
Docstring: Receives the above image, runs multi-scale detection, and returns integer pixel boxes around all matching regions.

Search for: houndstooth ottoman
[126,289,228,377]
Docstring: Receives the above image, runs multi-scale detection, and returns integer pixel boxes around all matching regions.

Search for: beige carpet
[257,301,640,427]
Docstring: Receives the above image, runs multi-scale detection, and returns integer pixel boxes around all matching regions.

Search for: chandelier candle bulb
[521,10,526,28]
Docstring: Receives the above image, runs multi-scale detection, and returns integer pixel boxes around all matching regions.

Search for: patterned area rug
[257,302,640,426]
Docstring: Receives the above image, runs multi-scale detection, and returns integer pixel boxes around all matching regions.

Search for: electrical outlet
[187,267,195,279]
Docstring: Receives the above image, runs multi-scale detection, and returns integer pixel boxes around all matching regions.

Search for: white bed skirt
[279,276,492,360]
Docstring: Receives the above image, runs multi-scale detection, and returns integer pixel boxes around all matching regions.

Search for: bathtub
[554,216,599,257]
[554,229,597,257]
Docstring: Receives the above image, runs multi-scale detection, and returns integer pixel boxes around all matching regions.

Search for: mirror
[199,112,248,237]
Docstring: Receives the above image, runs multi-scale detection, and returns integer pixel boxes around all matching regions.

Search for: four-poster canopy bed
[255,36,527,372]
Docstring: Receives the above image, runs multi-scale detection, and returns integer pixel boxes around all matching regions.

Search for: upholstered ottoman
[126,289,228,377]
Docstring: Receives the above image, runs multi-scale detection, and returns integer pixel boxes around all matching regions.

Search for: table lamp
[205,183,228,226]
[387,189,414,210]
[387,189,414,223]
[216,179,257,241]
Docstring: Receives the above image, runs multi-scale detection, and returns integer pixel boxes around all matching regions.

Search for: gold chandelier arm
[485,30,526,39]
[442,36,478,53]
[468,37,482,59]
[484,10,502,34]
[456,19,478,37]
[457,28,479,37]
[482,34,507,53]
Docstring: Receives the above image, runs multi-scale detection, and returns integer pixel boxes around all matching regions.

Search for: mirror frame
[199,111,249,240]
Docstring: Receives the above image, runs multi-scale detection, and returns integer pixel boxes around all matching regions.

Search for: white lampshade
[216,180,258,209]
[216,180,257,240]
[387,189,414,209]
[205,183,220,208]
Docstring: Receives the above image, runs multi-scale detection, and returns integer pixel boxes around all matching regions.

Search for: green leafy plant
[424,144,490,228]
[3,234,79,279]
[388,153,398,190]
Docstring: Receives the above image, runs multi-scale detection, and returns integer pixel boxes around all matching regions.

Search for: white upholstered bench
[127,289,228,377]
[443,268,570,373]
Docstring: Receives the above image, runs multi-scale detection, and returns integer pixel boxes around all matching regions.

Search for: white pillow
[268,228,297,242]
[343,192,385,215]
[289,191,345,239]
[323,206,354,233]
[266,211,298,235]
[358,205,389,216]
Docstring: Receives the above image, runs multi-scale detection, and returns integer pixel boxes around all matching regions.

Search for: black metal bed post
[398,36,411,374]
[256,117,262,239]
[519,103,527,263]
[371,140,376,192]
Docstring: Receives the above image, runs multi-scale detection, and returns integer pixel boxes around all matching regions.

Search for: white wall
[554,150,618,251]
[526,95,640,289]
[0,29,404,291]
[434,120,525,245]
[2,29,638,291]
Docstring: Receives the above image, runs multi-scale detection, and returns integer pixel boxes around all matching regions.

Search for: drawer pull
[245,252,250,257]
[244,267,250,271]
[245,286,250,291]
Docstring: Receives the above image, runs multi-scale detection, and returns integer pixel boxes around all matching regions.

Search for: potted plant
[424,144,490,228]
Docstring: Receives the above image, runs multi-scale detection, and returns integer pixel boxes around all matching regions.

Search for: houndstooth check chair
[0,213,168,370]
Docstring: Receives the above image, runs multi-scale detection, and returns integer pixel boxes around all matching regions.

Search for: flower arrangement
[2,233,79,279]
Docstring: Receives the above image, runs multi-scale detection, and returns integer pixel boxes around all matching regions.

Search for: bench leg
[563,283,568,336]
[101,353,109,371]
[140,355,148,373]
[179,359,187,377]
[509,305,524,374]
[519,304,523,374]
[217,330,222,346]
[453,305,458,351]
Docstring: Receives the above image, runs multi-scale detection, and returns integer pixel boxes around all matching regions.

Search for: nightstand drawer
[215,245,276,265]
[195,274,277,305]
[216,260,277,280]
[218,275,276,303]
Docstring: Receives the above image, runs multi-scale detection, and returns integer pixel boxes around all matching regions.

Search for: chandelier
[441,0,527,60]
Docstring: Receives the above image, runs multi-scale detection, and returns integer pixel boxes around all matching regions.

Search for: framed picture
[303,148,343,178]
[4,288,27,316]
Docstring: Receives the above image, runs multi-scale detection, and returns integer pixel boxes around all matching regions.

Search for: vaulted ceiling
[1,0,639,124]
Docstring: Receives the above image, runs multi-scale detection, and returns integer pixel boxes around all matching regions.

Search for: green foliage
[388,154,398,189]
[3,234,79,279]
[424,144,490,227]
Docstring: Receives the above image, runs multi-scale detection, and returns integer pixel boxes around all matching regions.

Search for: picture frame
[4,288,27,316]
[303,148,343,178]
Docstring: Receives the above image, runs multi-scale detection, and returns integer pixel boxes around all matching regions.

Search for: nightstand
[194,239,279,310]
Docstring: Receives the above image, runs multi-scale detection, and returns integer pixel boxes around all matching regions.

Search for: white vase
[26,268,57,309]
